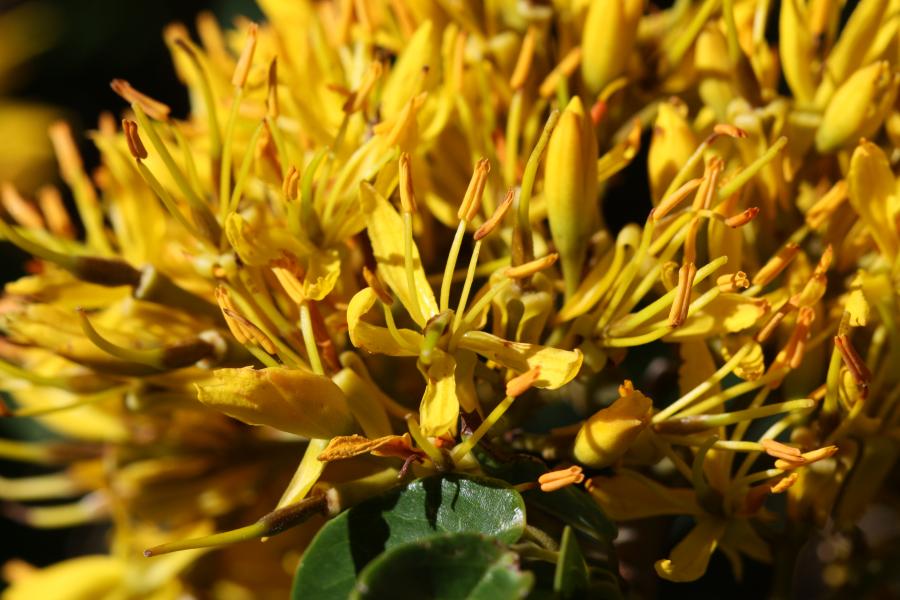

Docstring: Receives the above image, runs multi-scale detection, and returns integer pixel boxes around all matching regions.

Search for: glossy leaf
[351,532,533,600]
[291,474,526,600]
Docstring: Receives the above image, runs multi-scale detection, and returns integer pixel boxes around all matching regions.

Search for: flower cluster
[1,0,899,597]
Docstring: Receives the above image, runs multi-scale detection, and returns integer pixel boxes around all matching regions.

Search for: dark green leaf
[292,474,526,600]
[474,448,617,542]
[554,526,588,598]
[351,532,533,600]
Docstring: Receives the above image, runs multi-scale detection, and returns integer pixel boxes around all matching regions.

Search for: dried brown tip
[362,266,393,305]
[752,242,800,287]
[398,153,417,214]
[110,79,171,121]
[654,178,702,220]
[266,57,279,118]
[716,271,749,292]
[505,253,559,279]
[510,26,538,90]
[232,23,259,87]
[668,262,697,327]
[458,158,491,222]
[474,188,514,241]
[506,366,541,397]
[713,124,748,138]
[37,185,74,239]
[537,465,584,492]
[1,183,45,230]
[725,207,759,228]
[121,119,148,160]
[834,335,871,396]
[282,166,300,201]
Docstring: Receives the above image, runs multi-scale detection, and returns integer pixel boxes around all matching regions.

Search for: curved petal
[418,348,459,438]
[346,287,421,357]
[458,330,583,389]
[655,518,726,582]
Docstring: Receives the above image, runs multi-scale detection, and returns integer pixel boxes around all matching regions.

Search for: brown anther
[110,79,171,121]
[510,26,538,90]
[362,267,393,305]
[668,262,697,327]
[121,119,148,160]
[653,178,702,220]
[282,166,300,201]
[505,253,559,279]
[725,207,759,227]
[716,271,749,292]
[1,183,45,230]
[474,188,514,241]
[775,445,838,470]
[770,472,800,493]
[223,308,277,354]
[267,58,279,118]
[506,367,541,397]
[834,335,871,396]
[683,217,701,265]
[713,124,748,138]
[752,242,800,287]
[805,181,847,229]
[458,158,491,222]
[692,157,723,211]
[538,46,582,98]
[215,287,251,345]
[398,153,417,214]
[783,306,815,369]
[755,299,796,343]
[538,465,584,492]
[232,23,259,87]
[761,439,802,462]
[37,186,74,239]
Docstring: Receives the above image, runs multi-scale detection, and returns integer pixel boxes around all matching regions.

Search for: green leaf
[292,474,526,600]
[554,526,588,598]
[351,532,533,600]
[474,448,617,542]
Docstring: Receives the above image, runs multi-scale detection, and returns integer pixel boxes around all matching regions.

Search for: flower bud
[545,96,599,299]
[580,0,643,95]
[815,61,900,153]
[573,382,653,468]
[648,99,698,202]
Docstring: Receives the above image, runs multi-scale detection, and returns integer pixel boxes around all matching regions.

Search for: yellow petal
[665,294,769,339]
[3,555,124,600]
[332,368,392,438]
[655,518,727,582]
[722,337,765,381]
[847,140,899,260]
[419,348,459,437]
[586,469,700,520]
[195,367,355,438]
[458,330,583,389]
[360,183,438,325]
[302,248,341,301]
[346,287,422,357]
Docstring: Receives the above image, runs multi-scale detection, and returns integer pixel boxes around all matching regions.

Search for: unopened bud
[573,382,653,468]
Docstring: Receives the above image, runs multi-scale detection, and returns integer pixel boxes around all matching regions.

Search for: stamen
[231,23,259,87]
[1,184,44,230]
[717,136,788,199]
[834,335,871,396]
[654,399,815,434]
[475,188,514,241]
[712,124,749,138]
[538,47,582,98]
[770,472,799,493]
[805,181,848,228]
[716,271,749,292]
[514,110,559,265]
[752,242,800,286]
[398,152,417,214]
[270,255,306,304]
[405,414,445,468]
[668,262,696,327]
[774,445,838,470]
[458,158,491,222]
[692,157,723,211]
[538,466,584,492]
[505,253,559,279]
[653,178,702,220]
[510,26,537,90]
[216,286,250,345]
[299,302,324,375]
[223,308,277,355]
[755,297,797,343]
[760,439,802,461]
[507,367,542,397]
[363,267,393,305]
[343,60,383,114]
[110,79,171,121]
[121,119,148,159]
[725,207,759,227]
[37,186,74,239]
